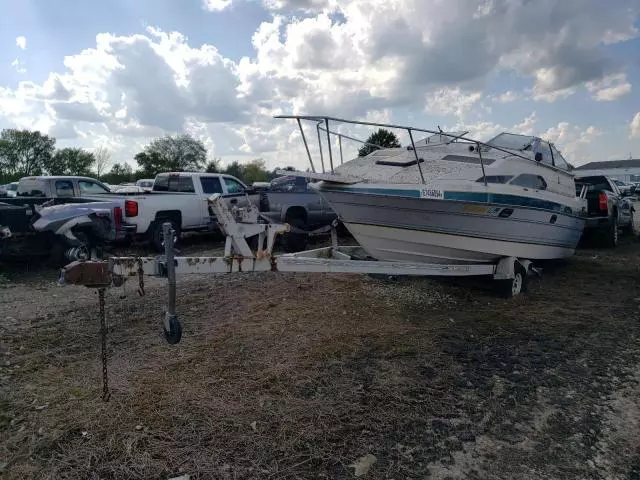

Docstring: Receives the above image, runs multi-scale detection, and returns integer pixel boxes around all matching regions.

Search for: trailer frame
[60,194,537,345]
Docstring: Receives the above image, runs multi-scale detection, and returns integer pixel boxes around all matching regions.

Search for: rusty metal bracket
[59,260,124,288]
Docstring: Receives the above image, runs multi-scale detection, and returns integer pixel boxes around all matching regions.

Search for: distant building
[574,159,640,182]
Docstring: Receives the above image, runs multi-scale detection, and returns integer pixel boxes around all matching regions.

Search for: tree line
[0,128,292,187]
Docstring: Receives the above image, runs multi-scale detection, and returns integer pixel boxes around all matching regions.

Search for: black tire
[497,262,528,298]
[601,216,618,248]
[163,315,182,345]
[283,217,308,253]
[151,219,181,252]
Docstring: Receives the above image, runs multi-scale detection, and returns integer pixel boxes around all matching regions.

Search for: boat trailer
[59,194,536,399]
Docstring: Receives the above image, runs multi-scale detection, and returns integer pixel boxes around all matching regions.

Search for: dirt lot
[1,236,640,479]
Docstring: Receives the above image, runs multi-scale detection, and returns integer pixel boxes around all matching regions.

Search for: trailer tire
[497,262,528,298]
[151,219,180,252]
[163,314,182,345]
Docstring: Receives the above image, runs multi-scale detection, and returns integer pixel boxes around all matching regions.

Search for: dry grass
[1,240,640,479]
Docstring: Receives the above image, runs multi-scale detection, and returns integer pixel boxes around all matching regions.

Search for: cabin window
[55,180,75,197]
[223,177,245,194]
[532,140,553,166]
[78,180,110,195]
[549,144,569,169]
[200,177,223,194]
[270,176,308,193]
[510,174,547,190]
[154,175,195,193]
[476,175,513,184]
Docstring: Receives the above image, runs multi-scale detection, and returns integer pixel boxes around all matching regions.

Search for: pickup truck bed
[10,173,259,252]
[576,175,634,247]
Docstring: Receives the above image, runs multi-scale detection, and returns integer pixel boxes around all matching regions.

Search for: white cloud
[493,91,520,103]
[543,123,601,165]
[451,112,537,142]
[630,113,640,139]
[15,36,26,50]
[0,0,639,169]
[262,0,332,11]
[532,86,577,103]
[202,0,232,11]
[11,58,26,74]
[512,112,537,136]
[425,88,482,119]
[449,113,602,166]
[585,73,632,101]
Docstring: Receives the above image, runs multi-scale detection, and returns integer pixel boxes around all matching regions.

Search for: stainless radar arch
[274,115,551,186]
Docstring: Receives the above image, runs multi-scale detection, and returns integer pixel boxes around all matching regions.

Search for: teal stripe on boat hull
[319,186,575,215]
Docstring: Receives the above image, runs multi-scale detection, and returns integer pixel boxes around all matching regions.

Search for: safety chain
[98,288,110,402]
[137,257,145,297]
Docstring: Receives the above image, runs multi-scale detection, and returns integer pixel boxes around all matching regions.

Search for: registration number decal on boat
[420,189,444,199]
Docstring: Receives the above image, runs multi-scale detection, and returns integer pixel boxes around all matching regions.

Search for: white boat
[276,116,587,265]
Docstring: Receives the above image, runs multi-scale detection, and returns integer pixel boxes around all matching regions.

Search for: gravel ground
[1,233,640,479]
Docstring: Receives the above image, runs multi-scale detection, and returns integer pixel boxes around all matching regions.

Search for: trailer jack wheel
[163,313,182,345]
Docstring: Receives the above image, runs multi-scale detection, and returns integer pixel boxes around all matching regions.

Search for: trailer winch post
[162,222,182,344]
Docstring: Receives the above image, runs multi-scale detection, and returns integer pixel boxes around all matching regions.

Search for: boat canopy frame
[275,115,571,185]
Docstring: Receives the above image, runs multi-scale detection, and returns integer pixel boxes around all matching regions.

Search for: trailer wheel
[497,262,528,298]
[163,314,182,344]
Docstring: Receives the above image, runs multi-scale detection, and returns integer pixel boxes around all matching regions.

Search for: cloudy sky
[1,0,639,170]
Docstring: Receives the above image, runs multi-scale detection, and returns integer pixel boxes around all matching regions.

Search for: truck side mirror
[534,152,543,162]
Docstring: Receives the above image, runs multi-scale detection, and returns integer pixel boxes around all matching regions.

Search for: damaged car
[0,199,133,265]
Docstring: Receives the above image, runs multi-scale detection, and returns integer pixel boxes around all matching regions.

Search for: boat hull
[317,188,584,264]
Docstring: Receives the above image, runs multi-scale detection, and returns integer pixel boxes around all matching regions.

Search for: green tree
[223,160,244,181]
[0,129,55,183]
[135,133,207,177]
[357,128,401,157]
[242,159,269,184]
[48,148,96,176]
[102,163,134,185]
[205,157,222,173]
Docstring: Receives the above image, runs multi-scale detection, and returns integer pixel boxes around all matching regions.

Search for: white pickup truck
[113,172,259,250]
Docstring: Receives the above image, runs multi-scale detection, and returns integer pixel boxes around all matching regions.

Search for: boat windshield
[486,133,536,151]
[417,132,468,146]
